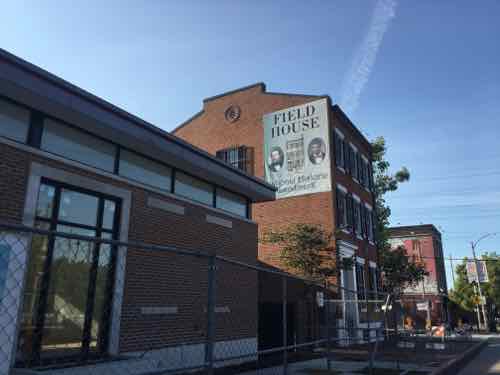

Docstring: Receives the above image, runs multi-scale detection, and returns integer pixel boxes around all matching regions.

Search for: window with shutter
[360,205,366,238]
[357,154,363,183]
[335,133,342,167]
[336,188,347,229]
[346,194,353,232]
[343,139,350,173]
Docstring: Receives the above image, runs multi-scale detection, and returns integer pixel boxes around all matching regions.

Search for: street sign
[466,260,489,283]
[417,301,429,311]
[316,291,324,307]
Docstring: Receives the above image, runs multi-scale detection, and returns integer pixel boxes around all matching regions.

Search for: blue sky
[2,1,499,289]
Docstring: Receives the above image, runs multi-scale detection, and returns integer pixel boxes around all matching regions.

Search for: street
[459,337,500,374]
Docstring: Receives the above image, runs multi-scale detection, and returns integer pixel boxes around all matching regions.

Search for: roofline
[0,48,277,195]
[388,224,442,236]
[203,82,266,103]
[171,109,205,134]
[331,105,372,152]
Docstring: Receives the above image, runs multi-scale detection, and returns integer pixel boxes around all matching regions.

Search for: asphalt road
[458,337,500,375]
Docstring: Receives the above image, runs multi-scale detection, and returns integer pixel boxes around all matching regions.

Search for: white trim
[336,166,345,174]
[334,128,345,139]
[349,142,358,152]
[364,202,373,210]
[336,184,348,194]
[369,261,377,268]
[356,257,365,265]
[352,194,360,202]
[361,154,369,163]
[21,162,133,356]
[0,136,256,224]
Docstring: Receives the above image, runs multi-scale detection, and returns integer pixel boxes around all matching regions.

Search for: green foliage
[480,252,500,309]
[379,245,428,295]
[262,223,337,282]
[449,261,477,312]
[371,136,410,254]
[371,136,427,294]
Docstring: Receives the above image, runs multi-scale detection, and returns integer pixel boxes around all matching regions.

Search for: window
[0,98,30,142]
[0,239,10,304]
[336,187,347,229]
[356,262,366,301]
[349,145,358,179]
[346,194,354,232]
[334,131,345,168]
[119,149,172,191]
[174,172,213,206]
[41,118,116,172]
[216,146,254,174]
[354,200,362,236]
[216,188,247,217]
[366,207,374,242]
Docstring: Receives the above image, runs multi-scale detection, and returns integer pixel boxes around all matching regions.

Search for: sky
[2,0,500,290]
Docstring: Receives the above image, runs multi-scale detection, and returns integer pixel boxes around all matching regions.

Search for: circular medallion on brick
[224,105,241,123]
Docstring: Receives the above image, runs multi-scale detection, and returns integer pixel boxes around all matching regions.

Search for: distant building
[388,225,448,327]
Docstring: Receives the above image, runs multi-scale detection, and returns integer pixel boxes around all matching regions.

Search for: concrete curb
[429,339,488,375]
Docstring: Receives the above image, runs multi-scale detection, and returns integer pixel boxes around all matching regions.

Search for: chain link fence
[0,222,477,375]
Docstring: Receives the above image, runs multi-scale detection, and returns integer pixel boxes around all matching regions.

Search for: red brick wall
[0,141,258,352]
[174,85,377,273]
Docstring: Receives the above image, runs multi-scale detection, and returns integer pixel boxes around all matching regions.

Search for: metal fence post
[205,255,216,375]
[326,284,332,371]
[282,275,288,375]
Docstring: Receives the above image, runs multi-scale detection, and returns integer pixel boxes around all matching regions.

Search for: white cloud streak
[340,0,397,114]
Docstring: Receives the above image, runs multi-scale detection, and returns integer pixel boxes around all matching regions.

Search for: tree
[379,245,428,296]
[449,261,476,312]
[262,223,351,284]
[371,136,410,255]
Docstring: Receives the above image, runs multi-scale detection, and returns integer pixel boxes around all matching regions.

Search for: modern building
[0,49,275,373]
[388,225,448,327]
[173,83,382,340]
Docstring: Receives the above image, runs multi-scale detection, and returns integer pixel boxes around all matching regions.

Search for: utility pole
[471,241,488,330]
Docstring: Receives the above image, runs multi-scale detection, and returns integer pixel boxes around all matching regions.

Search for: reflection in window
[174,172,213,206]
[58,189,99,227]
[36,184,56,218]
[216,188,247,217]
[0,98,30,142]
[102,200,116,230]
[119,149,171,191]
[41,119,116,172]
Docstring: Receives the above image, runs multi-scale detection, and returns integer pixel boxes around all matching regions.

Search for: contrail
[340,0,397,114]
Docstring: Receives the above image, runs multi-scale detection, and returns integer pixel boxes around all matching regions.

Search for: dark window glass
[216,188,247,217]
[0,98,30,142]
[336,189,347,228]
[175,172,213,206]
[41,119,116,172]
[102,200,116,230]
[58,189,99,227]
[36,184,56,218]
[119,149,171,191]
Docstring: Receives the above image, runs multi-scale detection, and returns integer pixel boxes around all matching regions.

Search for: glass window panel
[41,119,116,172]
[0,98,30,142]
[58,189,99,227]
[102,200,116,230]
[216,188,247,217]
[41,226,95,356]
[90,232,112,352]
[36,184,56,218]
[119,149,171,191]
[17,221,51,362]
[174,172,213,206]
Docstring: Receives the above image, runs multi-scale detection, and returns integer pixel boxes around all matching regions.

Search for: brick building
[0,49,275,373]
[388,225,448,327]
[173,83,383,339]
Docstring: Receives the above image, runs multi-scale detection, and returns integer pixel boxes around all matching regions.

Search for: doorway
[17,179,121,366]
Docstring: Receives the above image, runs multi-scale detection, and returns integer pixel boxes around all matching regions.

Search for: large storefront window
[17,180,120,366]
